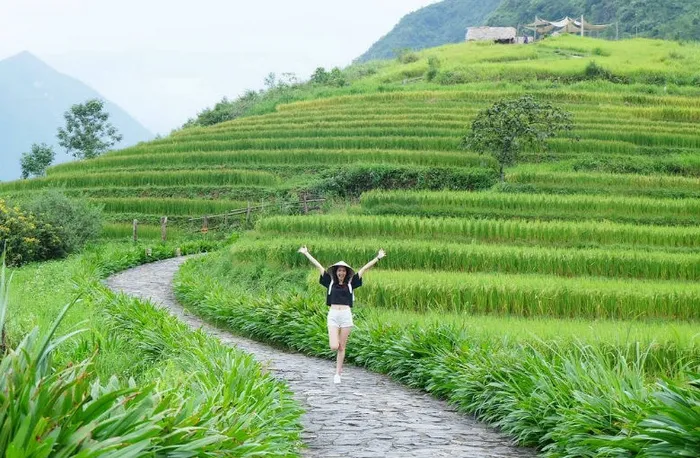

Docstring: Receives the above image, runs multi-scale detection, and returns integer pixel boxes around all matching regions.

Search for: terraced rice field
[4,36,699,456]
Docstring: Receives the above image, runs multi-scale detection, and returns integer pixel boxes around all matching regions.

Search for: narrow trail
[106,257,536,458]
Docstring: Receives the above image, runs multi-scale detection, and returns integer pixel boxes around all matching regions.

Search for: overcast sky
[0,0,439,134]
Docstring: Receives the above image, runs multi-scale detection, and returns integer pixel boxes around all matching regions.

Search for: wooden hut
[466,27,517,44]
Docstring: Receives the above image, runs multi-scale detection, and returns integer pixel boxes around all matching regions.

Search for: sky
[0,0,439,134]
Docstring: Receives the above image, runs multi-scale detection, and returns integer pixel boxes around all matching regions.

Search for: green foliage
[57,99,123,160]
[488,0,700,41]
[0,198,63,266]
[425,56,441,81]
[306,165,497,198]
[310,67,347,87]
[183,91,260,128]
[0,246,303,456]
[357,0,502,61]
[461,96,574,180]
[25,190,103,254]
[19,143,55,179]
[175,253,699,457]
[396,48,420,64]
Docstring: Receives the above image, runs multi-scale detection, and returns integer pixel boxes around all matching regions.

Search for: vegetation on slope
[358,0,700,62]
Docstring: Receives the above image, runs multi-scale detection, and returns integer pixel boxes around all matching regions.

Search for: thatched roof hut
[466,27,517,43]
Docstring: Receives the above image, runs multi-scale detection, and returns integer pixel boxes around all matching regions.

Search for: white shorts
[327,308,354,328]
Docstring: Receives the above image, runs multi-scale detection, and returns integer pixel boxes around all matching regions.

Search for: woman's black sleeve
[351,274,363,289]
[320,272,332,287]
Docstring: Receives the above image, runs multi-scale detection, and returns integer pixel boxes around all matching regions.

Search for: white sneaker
[333,374,341,384]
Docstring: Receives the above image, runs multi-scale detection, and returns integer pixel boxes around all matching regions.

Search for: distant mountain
[357,0,700,62]
[0,52,152,182]
[357,0,501,62]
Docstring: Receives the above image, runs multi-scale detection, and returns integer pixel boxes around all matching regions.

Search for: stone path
[106,257,536,458]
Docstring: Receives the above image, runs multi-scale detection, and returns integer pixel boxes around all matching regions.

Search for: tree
[57,99,123,160]
[460,96,573,182]
[20,143,55,179]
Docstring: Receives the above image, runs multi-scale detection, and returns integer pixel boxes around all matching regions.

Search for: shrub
[26,189,102,254]
[306,165,497,198]
[396,48,420,64]
[426,56,441,82]
[435,70,468,85]
[0,198,63,266]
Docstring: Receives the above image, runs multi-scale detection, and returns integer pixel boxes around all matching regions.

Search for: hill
[356,0,501,62]
[0,51,153,181]
[357,0,700,61]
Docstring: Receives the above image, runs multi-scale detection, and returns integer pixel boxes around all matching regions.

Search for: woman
[298,245,386,384]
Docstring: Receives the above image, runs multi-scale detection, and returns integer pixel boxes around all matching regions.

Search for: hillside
[357,0,501,62]
[358,0,700,61]
[0,51,152,181]
[5,36,699,456]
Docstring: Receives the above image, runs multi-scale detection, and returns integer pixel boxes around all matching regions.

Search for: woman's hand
[377,249,386,260]
[298,245,309,255]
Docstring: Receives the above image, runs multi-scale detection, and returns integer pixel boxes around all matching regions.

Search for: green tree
[311,67,330,85]
[460,96,573,182]
[19,143,55,179]
[57,99,123,160]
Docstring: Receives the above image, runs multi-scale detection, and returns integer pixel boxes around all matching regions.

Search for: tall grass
[175,250,700,457]
[47,149,496,175]
[508,170,700,198]
[231,236,700,281]
[361,190,700,226]
[329,269,700,320]
[95,198,247,216]
[257,214,700,250]
[0,169,280,191]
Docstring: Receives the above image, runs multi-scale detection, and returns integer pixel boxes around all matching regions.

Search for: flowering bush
[0,198,63,266]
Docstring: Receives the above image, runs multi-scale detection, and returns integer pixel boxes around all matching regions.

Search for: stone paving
[106,257,536,458]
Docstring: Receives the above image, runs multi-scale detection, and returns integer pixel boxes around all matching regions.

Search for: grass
[175,250,699,457]
[257,214,700,251]
[360,190,700,226]
[2,242,303,455]
[336,269,700,320]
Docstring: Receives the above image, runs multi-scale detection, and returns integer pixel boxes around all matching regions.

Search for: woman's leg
[328,325,340,351]
[335,327,352,375]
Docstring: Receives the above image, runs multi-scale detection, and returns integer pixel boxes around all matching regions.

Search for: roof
[466,27,517,41]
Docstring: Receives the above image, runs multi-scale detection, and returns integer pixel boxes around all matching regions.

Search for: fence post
[132,219,138,242]
[160,216,168,242]
[202,216,209,235]
[302,193,309,214]
[246,201,251,224]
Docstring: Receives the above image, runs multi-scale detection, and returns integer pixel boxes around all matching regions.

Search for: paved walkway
[106,257,536,458]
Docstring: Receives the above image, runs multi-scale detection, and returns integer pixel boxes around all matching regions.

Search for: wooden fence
[130,194,325,241]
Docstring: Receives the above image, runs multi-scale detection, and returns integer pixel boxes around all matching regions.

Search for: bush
[0,198,63,266]
[26,190,102,254]
[425,56,441,82]
[435,70,469,85]
[306,165,497,198]
[396,48,420,64]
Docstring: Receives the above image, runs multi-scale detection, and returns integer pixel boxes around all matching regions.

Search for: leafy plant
[20,143,55,179]
[460,96,574,181]
[57,99,123,160]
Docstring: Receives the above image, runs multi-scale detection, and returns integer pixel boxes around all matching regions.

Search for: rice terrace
[1,5,699,457]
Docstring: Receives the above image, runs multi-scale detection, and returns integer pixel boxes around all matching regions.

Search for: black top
[320,272,363,307]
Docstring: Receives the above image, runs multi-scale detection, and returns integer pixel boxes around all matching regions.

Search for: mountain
[0,52,152,182]
[356,0,502,62]
[487,0,700,41]
[357,0,700,62]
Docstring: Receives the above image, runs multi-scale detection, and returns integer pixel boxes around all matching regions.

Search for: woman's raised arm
[298,246,326,275]
[357,249,386,278]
